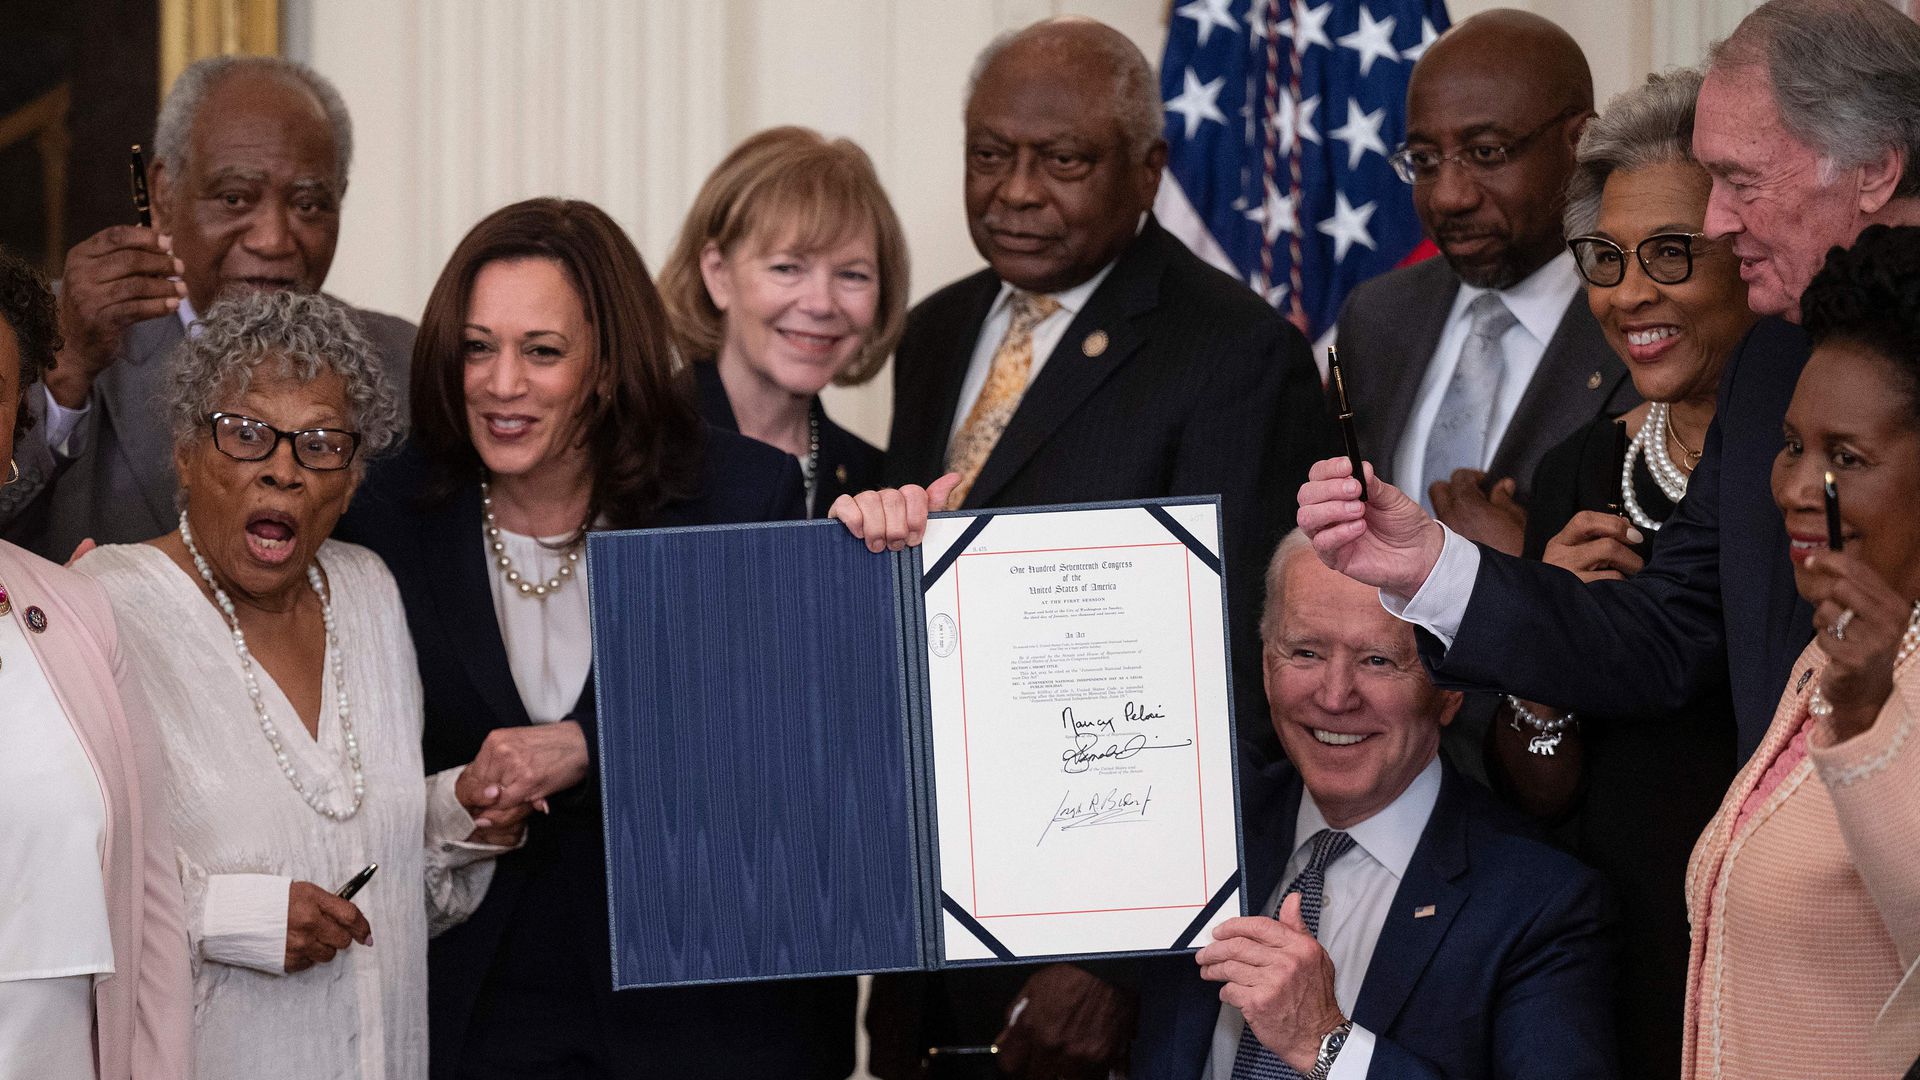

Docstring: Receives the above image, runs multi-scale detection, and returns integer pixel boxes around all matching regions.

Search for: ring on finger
[1830,608,1855,641]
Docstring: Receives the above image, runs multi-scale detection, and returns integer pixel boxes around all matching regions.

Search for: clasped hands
[1197,893,1348,1073]
[454,721,591,843]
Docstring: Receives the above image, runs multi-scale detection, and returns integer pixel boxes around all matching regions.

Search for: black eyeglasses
[1567,232,1709,287]
[205,412,362,472]
[1389,107,1582,185]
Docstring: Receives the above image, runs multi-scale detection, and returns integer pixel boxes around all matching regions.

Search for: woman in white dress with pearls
[74,290,517,1080]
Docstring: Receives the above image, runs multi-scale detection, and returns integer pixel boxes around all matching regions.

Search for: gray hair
[167,291,400,469]
[1564,68,1705,238]
[968,18,1164,160]
[1259,528,1321,645]
[153,55,354,193]
[1708,0,1920,198]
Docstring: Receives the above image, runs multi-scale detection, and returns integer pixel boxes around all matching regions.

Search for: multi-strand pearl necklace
[799,405,822,518]
[1621,402,1695,531]
[481,479,583,599]
[179,509,364,820]
[1811,600,1920,719]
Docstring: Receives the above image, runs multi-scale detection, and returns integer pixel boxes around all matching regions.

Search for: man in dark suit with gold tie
[873,15,1330,1080]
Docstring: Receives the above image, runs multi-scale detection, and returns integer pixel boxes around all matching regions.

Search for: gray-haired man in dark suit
[3,55,412,559]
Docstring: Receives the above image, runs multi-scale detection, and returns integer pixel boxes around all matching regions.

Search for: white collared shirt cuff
[1324,1024,1376,1080]
[199,872,293,974]
[1378,525,1480,650]
[41,388,90,458]
[426,766,523,862]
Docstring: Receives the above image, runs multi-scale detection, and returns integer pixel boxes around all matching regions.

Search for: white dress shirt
[1380,525,1481,648]
[947,262,1119,441]
[1206,757,1444,1080]
[41,297,200,457]
[1394,252,1582,496]
[484,526,592,724]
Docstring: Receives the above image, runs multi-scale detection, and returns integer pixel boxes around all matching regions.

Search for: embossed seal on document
[929,612,958,657]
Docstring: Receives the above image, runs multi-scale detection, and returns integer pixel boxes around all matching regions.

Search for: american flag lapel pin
[1414,904,1437,919]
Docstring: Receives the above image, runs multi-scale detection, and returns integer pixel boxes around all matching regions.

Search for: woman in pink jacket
[0,250,190,1080]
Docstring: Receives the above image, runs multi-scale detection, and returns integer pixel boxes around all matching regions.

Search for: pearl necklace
[1811,600,1920,719]
[178,509,364,820]
[1621,402,1692,531]
[799,404,822,518]
[481,479,583,599]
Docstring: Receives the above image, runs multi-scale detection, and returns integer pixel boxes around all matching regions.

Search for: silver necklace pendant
[1527,731,1565,756]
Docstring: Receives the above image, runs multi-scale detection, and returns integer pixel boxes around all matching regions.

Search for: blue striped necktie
[1228,828,1356,1080]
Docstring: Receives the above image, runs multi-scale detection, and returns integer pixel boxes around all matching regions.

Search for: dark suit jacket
[1424,319,1813,763]
[1133,759,1618,1080]
[693,358,882,512]
[884,216,1332,745]
[336,433,857,1080]
[2,302,414,559]
[1335,256,1636,503]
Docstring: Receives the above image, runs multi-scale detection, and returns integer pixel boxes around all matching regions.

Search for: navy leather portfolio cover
[589,499,1244,989]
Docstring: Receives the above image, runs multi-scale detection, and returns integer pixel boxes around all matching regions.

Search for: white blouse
[77,541,503,1080]
[0,597,113,1080]
[484,527,591,724]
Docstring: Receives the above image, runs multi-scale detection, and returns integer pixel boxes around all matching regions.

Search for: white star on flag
[1249,269,1290,307]
[1278,0,1334,53]
[1176,0,1240,48]
[1271,87,1322,154]
[1317,191,1378,262]
[1401,17,1442,62]
[1244,176,1300,243]
[1330,99,1389,169]
[1245,2,1270,43]
[1337,8,1400,77]
[1166,69,1229,139]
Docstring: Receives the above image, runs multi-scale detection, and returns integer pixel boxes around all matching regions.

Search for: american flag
[1156,0,1450,350]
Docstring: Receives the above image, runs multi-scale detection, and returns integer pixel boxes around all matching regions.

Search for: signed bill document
[921,501,1243,962]
[587,497,1243,989]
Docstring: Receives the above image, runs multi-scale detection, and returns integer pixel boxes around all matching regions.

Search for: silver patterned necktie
[1228,829,1357,1080]
[1421,292,1518,510]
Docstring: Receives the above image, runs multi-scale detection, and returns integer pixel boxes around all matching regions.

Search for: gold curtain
[159,0,281,96]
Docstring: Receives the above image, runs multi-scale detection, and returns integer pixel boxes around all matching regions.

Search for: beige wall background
[286,0,1765,449]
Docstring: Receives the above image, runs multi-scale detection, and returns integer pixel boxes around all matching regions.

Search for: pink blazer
[1,540,191,1080]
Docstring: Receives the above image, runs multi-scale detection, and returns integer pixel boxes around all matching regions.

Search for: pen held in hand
[129,145,153,229]
[1824,471,1843,552]
[1606,417,1630,517]
[335,863,377,901]
[1327,346,1368,503]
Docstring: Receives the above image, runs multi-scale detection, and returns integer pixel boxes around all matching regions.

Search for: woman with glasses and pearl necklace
[1478,69,1757,1078]
[72,290,519,1080]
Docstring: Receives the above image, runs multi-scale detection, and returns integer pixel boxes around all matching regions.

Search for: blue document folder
[588,498,1244,989]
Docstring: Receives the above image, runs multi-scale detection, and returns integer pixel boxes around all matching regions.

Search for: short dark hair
[1800,223,1920,424]
[0,248,61,439]
[410,198,705,527]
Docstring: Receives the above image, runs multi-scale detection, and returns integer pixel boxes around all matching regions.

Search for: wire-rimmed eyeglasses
[1389,107,1583,185]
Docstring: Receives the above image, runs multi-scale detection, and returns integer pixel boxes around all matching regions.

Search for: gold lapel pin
[1586,371,1603,390]
[835,464,848,484]
[1414,904,1437,919]
[1082,330,1109,358]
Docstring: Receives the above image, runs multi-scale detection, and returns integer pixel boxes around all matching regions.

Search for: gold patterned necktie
[946,291,1061,505]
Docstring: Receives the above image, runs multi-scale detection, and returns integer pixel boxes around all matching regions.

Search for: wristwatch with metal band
[1304,1019,1354,1080]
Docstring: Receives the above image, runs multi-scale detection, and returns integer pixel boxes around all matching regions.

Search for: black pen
[1607,418,1630,517]
[129,145,152,229]
[1824,471,1844,552]
[335,863,378,901]
[1327,346,1367,502]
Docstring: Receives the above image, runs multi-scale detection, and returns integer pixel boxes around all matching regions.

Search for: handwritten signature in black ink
[1036,786,1154,847]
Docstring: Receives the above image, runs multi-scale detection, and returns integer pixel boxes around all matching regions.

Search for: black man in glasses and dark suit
[1336,10,1633,562]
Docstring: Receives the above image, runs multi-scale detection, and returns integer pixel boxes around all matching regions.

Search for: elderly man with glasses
[1332,8,1636,562]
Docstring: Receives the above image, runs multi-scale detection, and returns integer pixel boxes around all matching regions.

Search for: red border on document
[948,541,1212,920]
